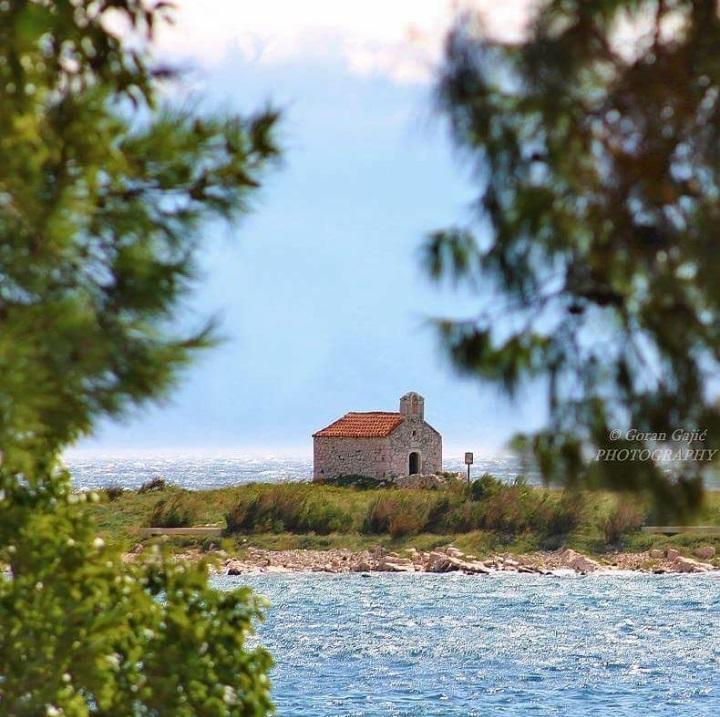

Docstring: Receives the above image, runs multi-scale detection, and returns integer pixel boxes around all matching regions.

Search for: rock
[694,546,716,560]
[446,547,464,558]
[502,557,519,568]
[427,550,447,561]
[673,556,713,573]
[665,548,680,560]
[353,561,372,572]
[561,549,601,573]
[427,555,490,575]
[226,561,245,576]
[428,558,452,573]
[393,474,449,489]
[457,559,491,575]
[425,551,450,572]
[130,543,144,555]
[648,548,664,559]
[382,561,415,573]
[380,557,412,570]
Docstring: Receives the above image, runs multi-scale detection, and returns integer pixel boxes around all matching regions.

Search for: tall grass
[223,477,588,540]
[363,493,448,537]
[149,494,196,528]
[225,484,360,535]
[87,478,720,554]
[604,502,645,545]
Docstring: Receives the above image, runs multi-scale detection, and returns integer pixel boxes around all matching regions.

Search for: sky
[77,0,547,458]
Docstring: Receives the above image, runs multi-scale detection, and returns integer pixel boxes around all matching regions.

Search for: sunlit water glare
[215,572,720,717]
[65,451,537,490]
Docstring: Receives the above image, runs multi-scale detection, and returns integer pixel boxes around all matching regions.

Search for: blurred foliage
[0,1,279,714]
[426,0,720,516]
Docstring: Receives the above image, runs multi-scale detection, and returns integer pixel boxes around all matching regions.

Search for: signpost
[464,452,473,483]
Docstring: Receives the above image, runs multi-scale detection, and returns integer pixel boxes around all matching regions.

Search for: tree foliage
[0,1,279,714]
[426,0,720,514]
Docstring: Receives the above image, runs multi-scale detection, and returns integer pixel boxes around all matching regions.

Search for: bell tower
[399,392,424,420]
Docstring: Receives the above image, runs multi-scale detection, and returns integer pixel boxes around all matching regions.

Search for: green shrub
[442,500,484,533]
[299,495,353,534]
[469,473,504,501]
[137,476,166,494]
[362,493,445,537]
[362,494,401,534]
[604,502,645,545]
[225,478,593,542]
[103,484,125,501]
[324,474,390,489]
[225,485,354,535]
[476,487,529,534]
[529,491,586,537]
[150,494,196,528]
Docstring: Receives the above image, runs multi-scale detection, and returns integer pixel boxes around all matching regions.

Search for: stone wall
[313,435,391,481]
[386,418,442,476]
[313,418,442,480]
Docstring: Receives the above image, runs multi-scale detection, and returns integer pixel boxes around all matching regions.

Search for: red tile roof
[313,412,405,438]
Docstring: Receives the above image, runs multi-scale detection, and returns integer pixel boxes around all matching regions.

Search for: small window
[412,430,417,437]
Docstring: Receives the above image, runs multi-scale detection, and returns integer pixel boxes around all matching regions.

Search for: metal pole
[467,463,470,484]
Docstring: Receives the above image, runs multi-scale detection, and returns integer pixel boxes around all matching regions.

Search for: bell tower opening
[409,451,420,475]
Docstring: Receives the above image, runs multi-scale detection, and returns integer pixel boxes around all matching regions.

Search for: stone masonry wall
[313,436,391,481]
[313,419,442,480]
[387,418,442,477]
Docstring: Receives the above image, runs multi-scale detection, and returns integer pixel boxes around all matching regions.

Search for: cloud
[152,0,536,83]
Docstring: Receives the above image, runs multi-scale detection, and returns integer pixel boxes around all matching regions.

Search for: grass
[82,476,720,558]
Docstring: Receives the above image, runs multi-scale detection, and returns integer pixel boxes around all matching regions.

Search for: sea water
[65,451,537,490]
[214,572,720,717]
[66,453,720,715]
[65,450,720,491]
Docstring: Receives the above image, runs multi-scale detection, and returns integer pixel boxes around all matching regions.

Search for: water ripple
[211,573,720,717]
[64,452,539,490]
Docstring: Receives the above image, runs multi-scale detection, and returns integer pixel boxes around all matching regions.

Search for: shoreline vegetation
[87,475,720,576]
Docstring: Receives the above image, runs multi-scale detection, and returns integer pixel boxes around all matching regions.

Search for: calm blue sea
[215,572,720,717]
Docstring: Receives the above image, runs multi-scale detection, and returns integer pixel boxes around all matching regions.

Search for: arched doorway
[408,452,420,475]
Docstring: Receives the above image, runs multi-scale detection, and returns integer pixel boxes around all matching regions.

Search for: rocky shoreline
[130,544,720,576]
